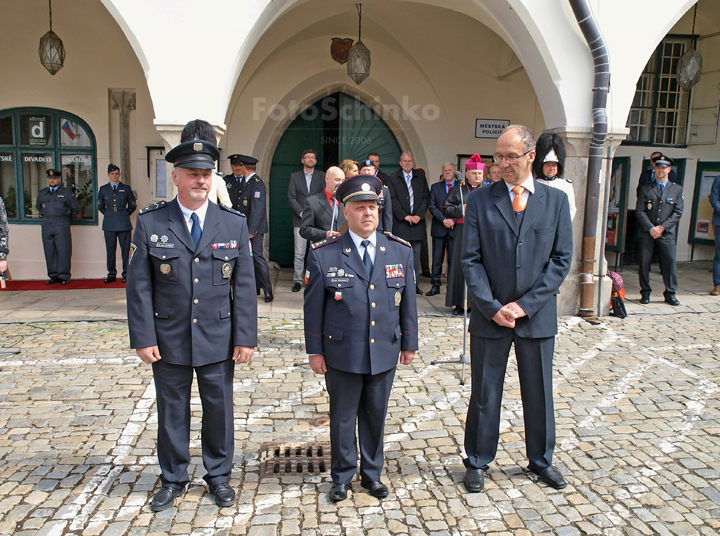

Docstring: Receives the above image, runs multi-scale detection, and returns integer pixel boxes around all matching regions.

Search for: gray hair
[501,124,535,153]
[400,151,414,160]
[441,162,455,169]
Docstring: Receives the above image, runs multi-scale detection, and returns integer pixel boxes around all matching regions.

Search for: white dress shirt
[177,199,209,233]
[348,229,376,264]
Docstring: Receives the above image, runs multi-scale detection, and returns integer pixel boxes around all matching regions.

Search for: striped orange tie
[512,186,526,212]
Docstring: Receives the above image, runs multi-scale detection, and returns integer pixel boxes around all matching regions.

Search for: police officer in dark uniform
[126,138,257,512]
[36,168,80,284]
[98,164,137,283]
[304,174,418,502]
[223,154,273,302]
[635,153,684,305]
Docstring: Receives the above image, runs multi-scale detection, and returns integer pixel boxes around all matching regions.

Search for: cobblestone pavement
[0,264,719,535]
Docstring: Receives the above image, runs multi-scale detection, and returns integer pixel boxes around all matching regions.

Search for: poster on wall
[605,157,630,252]
[688,163,720,246]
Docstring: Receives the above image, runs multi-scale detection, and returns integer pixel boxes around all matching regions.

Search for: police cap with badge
[108,163,120,173]
[166,139,219,169]
[651,154,674,167]
[335,174,382,204]
[46,168,61,177]
[228,154,258,166]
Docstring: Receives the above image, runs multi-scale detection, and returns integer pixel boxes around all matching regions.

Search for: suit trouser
[152,359,235,489]
[41,223,72,281]
[638,236,678,297]
[251,233,272,295]
[293,227,307,284]
[464,333,556,471]
[409,241,422,286]
[430,234,453,287]
[104,230,131,278]
[325,366,395,484]
[713,225,720,287]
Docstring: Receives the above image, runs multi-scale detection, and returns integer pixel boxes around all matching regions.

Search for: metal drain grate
[258,442,331,477]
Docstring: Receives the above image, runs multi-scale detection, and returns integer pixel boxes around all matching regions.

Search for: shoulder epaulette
[311,235,340,249]
[219,203,246,217]
[384,232,411,247]
[138,200,167,215]
[563,177,573,184]
[254,177,261,182]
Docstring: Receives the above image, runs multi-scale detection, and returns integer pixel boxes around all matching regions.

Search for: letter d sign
[30,121,45,139]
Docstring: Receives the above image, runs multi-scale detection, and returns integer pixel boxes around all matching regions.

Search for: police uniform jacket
[97,182,137,231]
[299,191,346,243]
[35,186,80,224]
[377,185,393,234]
[304,231,418,375]
[126,198,258,366]
[635,181,684,239]
[223,173,268,235]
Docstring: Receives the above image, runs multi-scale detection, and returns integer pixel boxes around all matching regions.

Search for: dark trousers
[430,234,453,287]
[251,233,272,295]
[41,223,72,281]
[104,230,131,278]
[409,241,422,286]
[714,225,720,287]
[464,333,556,471]
[325,366,395,484]
[638,236,678,297]
[152,359,235,489]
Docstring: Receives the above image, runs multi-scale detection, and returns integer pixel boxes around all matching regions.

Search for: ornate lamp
[39,0,65,75]
[677,4,701,91]
[347,4,370,85]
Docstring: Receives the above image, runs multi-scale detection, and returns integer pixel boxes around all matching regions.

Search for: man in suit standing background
[427,162,457,296]
[368,152,389,185]
[387,152,429,294]
[461,125,573,493]
[288,149,325,292]
[98,163,136,283]
[300,166,346,243]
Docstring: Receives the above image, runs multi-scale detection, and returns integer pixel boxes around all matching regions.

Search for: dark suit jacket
[97,182,136,232]
[387,169,430,241]
[461,180,573,339]
[376,170,390,186]
[300,191,346,243]
[429,180,456,238]
[635,181,684,238]
[126,199,258,366]
[304,231,418,375]
[288,169,326,227]
[378,185,393,234]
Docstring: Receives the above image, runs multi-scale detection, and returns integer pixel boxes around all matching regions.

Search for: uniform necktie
[405,174,414,212]
[512,186,526,212]
[190,212,202,248]
[361,239,373,275]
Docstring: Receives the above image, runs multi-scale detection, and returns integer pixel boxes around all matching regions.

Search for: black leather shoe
[46,277,58,285]
[416,287,423,295]
[426,286,440,296]
[265,293,274,303]
[452,307,463,315]
[463,467,484,492]
[329,483,348,502]
[292,282,302,293]
[360,479,389,498]
[122,276,127,283]
[151,486,185,512]
[665,295,680,306]
[60,279,69,285]
[640,295,650,304]
[209,483,235,507]
[104,276,116,284]
[529,465,567,490]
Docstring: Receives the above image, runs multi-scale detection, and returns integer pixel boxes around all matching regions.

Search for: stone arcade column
[111,90,136,183]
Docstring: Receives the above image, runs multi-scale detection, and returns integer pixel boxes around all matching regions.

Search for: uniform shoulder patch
[254,177,261,182]
[138,200,167,215]
[311,235,340,249]
[219,203,246,218]
[384,232,411,247]
[563,177,573,184]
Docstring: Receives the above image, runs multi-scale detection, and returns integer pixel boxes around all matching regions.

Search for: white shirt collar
[348,229,377,263]
[504,174,535,194]
[245,172,256,182]
[177,197,209,231]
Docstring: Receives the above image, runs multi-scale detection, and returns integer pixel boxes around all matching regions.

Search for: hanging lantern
[677,4,702,91]
[347,4,371,85]
[39,0,65,75]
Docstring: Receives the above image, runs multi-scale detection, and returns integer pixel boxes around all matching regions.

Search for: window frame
[0,107,97,225]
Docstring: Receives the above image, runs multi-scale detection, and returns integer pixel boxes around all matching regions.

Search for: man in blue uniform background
[126,138,257,512]
[98,163,136,283]
[35,168,80,284]
[304,174,418,502]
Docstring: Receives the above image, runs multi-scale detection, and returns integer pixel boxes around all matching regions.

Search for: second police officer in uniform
[97,163,137,283]
[304,174,418,502]
[223,154,273,302]
[35,168,80,284]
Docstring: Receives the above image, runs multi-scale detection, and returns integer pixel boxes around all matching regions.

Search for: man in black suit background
[300,166,346,243]
[461,125,573,493]
[368,152,389,185]
[359,159,392,233]
[387,151,429,294]
[288,149,325,292]
[427,162,457,296]
[97,163,136,283]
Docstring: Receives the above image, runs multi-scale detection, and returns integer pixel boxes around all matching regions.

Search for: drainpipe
[569,0,610,317]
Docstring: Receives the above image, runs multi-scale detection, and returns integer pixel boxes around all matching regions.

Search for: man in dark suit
[427,163,457,296]
[304,174,418,502]
[36,169,80,285]
[636,150,677,196]
[300,166,346,243]
[368,152,390,185]
[461,125,573,493]
[223,154,273,302]
[126,138,257,512]
[98,163,137,283]
[635,153,684,305]
[288,149,326,292]
[359,159,392,233]
[387,152,429,294]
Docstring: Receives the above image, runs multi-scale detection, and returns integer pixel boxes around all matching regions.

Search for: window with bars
[625,36,694,146]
